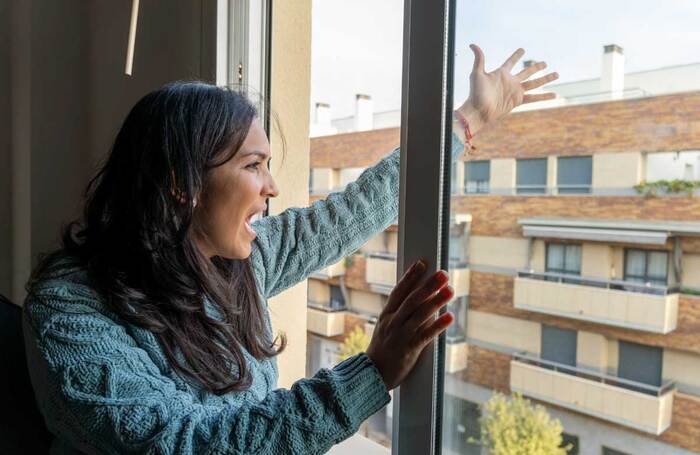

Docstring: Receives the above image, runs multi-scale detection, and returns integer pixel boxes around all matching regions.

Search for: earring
[193,198,197,208]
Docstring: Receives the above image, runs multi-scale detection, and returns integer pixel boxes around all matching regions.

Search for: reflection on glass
[443,0,699,453]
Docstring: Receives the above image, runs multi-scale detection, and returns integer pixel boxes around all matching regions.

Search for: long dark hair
[27,81,285,395]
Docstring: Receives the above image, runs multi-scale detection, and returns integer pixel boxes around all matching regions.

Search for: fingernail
[435,270,449,282]
[414,260,426,273]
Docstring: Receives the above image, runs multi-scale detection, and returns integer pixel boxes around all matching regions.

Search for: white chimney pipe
[315,102,332,127]
[601,44,625,100]
[354,94,373,131]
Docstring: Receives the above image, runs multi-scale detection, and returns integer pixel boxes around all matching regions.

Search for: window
[602,447,631,455]
[558,156,592,194]
[516,158,547,194]
[624,249,668,286]
[561,433,580,455]
[329,285,345,310]
[541,325,577,367]
[446,296,467,343]
[442,396,481,455]
[464,160,490,193]
[646,150,700,182]
[618,341,663,388]
[546,243,582,276]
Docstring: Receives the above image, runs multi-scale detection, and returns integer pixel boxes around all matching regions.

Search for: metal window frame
[623,248,669,285]
[217,0,271,128]
[545,242,582,275]
[557,155,592,195]
[393,0,456,453]
[516,157,548,194]
[464,160,491,194]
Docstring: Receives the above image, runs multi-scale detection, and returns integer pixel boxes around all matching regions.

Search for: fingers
[470,44,485,74]
[515,61,546,81]
[521,72,559,91]
[383,260,427,315]
[418,312,454,349]
[502,47,525,72]
[406,285,454,332]
[523,92,557,104]
[395,270,449,324]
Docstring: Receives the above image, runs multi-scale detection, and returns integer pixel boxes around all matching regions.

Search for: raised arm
[251,44,558,299]
[23,288,390,455]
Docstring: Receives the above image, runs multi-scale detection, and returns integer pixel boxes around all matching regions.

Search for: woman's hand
[366,261,454,390]
[456,44,559,135]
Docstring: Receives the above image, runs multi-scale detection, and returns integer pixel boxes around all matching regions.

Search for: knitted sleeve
[23,291,390,455]
[250,132,465,299]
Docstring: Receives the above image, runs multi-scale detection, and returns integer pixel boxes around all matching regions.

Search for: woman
[23,45,556,454]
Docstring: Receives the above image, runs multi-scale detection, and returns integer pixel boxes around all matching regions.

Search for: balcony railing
[310,260,346,279]
[365,253,470,296]
[514,271,680,333]
[307,303,346,337]
[518,270,679,296]
[511,352,675,435]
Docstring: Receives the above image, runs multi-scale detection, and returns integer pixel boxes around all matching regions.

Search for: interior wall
[5,0,215,302]
[0,0,11,298]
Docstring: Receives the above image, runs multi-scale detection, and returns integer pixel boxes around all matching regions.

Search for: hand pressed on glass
[366,261,454,390]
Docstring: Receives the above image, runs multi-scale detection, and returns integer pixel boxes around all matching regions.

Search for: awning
[519,217,700,245]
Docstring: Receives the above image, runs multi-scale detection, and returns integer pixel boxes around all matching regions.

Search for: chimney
[315,102,332,128]
[354,94,373,131]
[601,44,625,100]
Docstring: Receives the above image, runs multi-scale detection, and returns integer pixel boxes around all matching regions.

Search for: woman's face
[194,120,278,259]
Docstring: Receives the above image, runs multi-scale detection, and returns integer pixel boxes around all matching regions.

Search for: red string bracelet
[453,110,477,154]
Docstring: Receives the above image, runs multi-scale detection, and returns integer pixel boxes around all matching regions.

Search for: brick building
[305,72,700,453]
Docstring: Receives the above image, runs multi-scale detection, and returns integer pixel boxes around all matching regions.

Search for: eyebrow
[239,150,270,160]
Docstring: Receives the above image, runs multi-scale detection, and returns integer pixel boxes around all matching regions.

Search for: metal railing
[366,251,469,269]
[513,351,676,397]
[307,300,346,313]
[518,269,680,296]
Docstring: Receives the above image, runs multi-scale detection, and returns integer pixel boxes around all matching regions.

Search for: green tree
[338,325,371,361]
[478,393,571,455]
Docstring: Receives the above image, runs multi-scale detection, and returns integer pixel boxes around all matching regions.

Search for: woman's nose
[264,175,279,198]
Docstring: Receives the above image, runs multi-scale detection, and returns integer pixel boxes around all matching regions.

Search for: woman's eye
[247,162,261,170]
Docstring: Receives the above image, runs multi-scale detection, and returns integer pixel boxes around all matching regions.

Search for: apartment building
[305,50,700,454]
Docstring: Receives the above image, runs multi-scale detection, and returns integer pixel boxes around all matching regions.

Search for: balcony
[514,271,679,333]
[307,303,346,337]
[310,259,346,280]
[445,341,468,374]
[365,253,470,296]
[510,352,675,435]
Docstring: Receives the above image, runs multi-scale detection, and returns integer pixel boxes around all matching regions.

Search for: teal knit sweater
[23,135,463,454]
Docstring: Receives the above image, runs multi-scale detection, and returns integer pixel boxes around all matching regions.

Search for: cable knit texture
[23,135,464,454]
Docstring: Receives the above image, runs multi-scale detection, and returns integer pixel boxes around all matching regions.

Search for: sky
[310,0,700,120]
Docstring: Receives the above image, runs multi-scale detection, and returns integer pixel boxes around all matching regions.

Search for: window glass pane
[647,251,668,283]
[517,158,547,193]
[561,433,580,455]
[305,1,405,449]
[558,156,592,194]
[625,249,646,279]
[541,325,577,367]
[547,244,565,271]
[564,245,582,274]
[602,447,631,455]
[442,1,698,453]
[618,341,663,388]
[465,160,490,194]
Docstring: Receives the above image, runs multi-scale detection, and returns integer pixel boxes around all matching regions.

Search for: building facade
[305,51,700,454]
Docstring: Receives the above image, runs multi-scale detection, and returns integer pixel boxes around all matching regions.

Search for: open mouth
[244,209,264,238]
